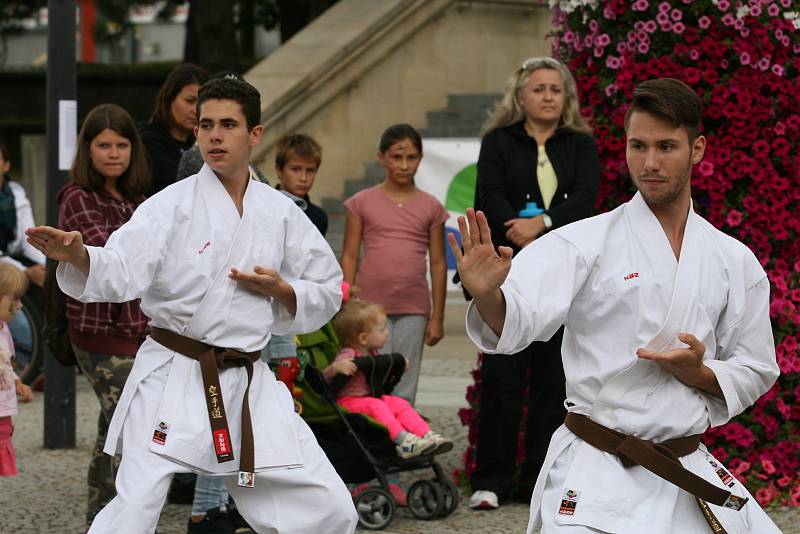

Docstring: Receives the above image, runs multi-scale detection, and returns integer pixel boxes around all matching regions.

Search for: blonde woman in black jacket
[469,57,600,510]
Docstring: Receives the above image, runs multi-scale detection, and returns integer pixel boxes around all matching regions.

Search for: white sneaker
[423,431,454,455]
[396,433,436,459]
[469,490,499,510]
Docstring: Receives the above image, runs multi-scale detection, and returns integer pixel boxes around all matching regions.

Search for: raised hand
[25,226,89,274]
[229,265,297,314]
[637,333,723,398]
[447,208,513,301]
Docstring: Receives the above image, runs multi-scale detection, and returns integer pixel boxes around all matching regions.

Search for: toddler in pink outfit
[324,299,453,459]
[0,263,34,476]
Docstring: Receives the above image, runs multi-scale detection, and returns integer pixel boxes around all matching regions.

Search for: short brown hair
[0,263,28,300]
[275,134,322,170]
[150,63,209,130]
[71,104,150,200]
[624,78,702,140]
[333,299,384,348]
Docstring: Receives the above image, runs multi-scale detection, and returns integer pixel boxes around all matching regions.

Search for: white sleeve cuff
[699,359,739,428]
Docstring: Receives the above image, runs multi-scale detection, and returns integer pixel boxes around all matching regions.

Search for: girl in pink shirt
[324,299,452,459]
[341,124,448,405]
[0,263,34,476]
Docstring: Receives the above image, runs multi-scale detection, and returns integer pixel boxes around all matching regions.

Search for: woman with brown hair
[59,103,150,528]
[140,62,209,194]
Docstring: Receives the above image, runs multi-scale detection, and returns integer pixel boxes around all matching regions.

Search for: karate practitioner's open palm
[637,333,723,398]
[229,266,298,314]
[25,226,89,273]
[447,208,513,301]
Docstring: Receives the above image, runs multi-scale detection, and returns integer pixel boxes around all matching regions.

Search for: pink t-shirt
[0,323,19,417]
[344,185,448,315]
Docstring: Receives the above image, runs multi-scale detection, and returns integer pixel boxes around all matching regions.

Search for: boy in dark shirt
[273,134,328,237]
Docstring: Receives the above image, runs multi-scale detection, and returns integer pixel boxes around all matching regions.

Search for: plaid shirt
[57,183,148,355]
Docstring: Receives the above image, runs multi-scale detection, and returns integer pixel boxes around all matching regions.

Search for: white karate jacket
[467,192,780,533]
[58,165,342,473]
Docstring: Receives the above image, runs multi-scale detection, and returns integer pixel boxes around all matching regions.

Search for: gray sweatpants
[385,314,427,406]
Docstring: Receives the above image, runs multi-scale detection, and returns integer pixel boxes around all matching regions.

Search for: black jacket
[475,121,600,253]
[139,121,195,195]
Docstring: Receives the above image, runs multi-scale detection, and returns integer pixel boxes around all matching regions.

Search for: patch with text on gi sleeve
[152,421,168,445]
[558,488,580,515]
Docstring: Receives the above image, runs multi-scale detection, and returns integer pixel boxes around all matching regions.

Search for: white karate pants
[88,363,357,534]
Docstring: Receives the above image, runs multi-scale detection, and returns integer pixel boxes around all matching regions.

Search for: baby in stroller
[323,298,453,460]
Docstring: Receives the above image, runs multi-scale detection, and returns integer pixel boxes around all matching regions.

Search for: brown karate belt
[565,412,748,534]
[150,327,260,488]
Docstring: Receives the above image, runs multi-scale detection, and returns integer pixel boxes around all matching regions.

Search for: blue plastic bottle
[518,201,544,218]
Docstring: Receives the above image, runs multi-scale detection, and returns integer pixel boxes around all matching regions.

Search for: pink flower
[658,1,670,12]
[632,0,649,11]
[757,57,770,71]
[698,15,711,28]
[722,13,735,26]
[673,22,685,33]
[645,20,657,32]
[716,0,730,10]
[762,459,777,474]
[606,55,622,69]
[740,52,752,65]
[768,3,780,16]
[638,42,650,54]
[771,64,785,76]
[777,476,793,488]
[671,8,683,21]
[656,12,670,24]
[780,0,791,7]
[750,5,762,16]
[740,27,751,37]
[596,33,611,46]
[699,160,714,176]
[605,84,618,97]
[690,49,700,60]
[726,210,743,227]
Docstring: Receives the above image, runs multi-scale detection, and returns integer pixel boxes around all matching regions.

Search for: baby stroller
[291,323,459,530]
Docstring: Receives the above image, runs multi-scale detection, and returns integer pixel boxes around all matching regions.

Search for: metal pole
[44,0,77,449]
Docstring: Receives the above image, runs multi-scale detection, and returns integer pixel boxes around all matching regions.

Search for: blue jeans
[192,474,228,515]
[260,333,297,362]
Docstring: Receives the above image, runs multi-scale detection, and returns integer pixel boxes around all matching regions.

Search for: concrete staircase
[322,92,501,256]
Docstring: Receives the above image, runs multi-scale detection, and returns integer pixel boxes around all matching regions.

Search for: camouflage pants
[72,344,134,527]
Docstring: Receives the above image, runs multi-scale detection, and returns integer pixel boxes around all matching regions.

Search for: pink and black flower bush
[457,0,799,507]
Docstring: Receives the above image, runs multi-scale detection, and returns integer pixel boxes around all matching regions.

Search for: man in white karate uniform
[449,78,780,533]
[27,78,357,533]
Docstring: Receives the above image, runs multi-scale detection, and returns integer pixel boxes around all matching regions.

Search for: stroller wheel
[407,479,445,520]
[354,487,396,530]
[435,478,460,517]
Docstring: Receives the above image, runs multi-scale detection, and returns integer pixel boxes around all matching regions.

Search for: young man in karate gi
[449,78,780,534]
[27,78,357,534]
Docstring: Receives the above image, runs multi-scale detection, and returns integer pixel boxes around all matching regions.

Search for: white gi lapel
[184,165,251,344]
[591,194,705,439]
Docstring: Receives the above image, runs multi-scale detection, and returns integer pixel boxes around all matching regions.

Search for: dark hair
[275,134,322,169]
[624,78,702,141]
[197,78,261,131]
[378,124,422,154]
[150,63,209,130]
[71,104,150,200]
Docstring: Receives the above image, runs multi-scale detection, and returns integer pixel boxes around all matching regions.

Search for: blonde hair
[481,57,591,137]
[333,299,384,348]
[0,263,28,300]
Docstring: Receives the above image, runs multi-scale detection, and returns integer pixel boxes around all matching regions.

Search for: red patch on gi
[716,467,735,487]
[213,429,234,461]
[152,421,168,445]
[558,488,580,515]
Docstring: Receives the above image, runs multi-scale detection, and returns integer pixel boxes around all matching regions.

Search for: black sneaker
[186,507,236,534]
[227,505,256,533]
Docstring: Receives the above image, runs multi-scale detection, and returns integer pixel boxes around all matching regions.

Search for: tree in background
[457,0,800,508]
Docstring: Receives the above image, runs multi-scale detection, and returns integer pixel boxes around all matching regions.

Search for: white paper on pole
[58,100,77,171]
[415,138,481,290]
